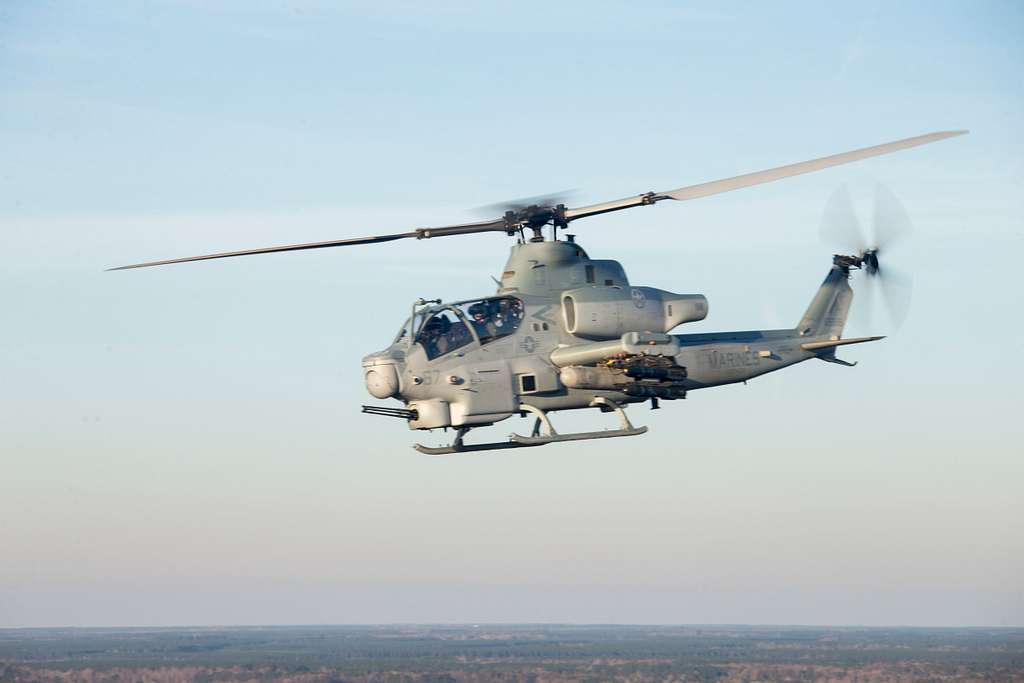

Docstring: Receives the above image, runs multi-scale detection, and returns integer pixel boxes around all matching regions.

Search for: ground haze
[1,625,1022,682]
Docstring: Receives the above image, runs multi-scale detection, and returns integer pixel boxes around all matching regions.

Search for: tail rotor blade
[872,183,913,250]
[819,184,867,253]
[861,269,878,332]
[877,266,914,331]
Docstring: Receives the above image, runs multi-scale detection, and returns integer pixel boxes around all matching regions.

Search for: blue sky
[1,1,1021,627]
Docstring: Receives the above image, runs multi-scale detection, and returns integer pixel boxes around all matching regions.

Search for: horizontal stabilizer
[800,335,885,351]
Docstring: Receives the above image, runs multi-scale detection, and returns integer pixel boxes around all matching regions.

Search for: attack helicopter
[112,130,966,454]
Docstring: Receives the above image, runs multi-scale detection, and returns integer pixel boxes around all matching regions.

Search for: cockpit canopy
[395,296,524,360]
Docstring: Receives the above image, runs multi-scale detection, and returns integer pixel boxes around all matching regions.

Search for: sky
[1,1,1022,628]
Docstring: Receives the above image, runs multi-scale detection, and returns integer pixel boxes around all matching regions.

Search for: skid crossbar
[413,398,646,455]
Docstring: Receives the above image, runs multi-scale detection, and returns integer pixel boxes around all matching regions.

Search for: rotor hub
[832,248,882,276]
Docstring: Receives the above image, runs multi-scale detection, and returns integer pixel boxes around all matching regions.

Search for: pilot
[468,303,498,341]
[494,298,523,331]
[421,315,451,357]
[447,317,471,349]
[509,297,524,321]
[491,301,507,330]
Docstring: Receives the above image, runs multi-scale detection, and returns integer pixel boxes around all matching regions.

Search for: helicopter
[112,130,966,454]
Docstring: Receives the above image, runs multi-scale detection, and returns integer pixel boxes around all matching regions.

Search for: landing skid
[413,397,647,456]
[413,437,546,456]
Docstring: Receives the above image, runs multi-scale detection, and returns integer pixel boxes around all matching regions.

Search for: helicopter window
[585,265,595,284]
[455,296,524,345]
[393,312,425,344]
[415,309,473,360]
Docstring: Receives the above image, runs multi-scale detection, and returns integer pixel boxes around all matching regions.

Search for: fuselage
[362,239,851,431]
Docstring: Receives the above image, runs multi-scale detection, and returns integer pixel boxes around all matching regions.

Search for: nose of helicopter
[362,350,404,399]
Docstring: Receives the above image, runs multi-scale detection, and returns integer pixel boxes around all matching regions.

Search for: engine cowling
[561,286,707,340]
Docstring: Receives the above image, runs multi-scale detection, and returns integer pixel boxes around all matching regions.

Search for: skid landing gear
[413,397,647,456]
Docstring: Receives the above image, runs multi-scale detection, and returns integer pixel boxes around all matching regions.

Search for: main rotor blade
[108,218,508,270]
[112,130,965,271]
[564,130,967,222]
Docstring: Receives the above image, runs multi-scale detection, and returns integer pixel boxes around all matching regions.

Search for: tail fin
[795,265,853,338]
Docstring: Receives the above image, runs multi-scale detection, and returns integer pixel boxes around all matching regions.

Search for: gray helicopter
[112,130,965,454]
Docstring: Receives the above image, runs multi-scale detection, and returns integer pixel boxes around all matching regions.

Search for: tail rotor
[820,184,914,331]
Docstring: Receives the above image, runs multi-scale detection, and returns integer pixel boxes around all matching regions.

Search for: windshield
[414,308,473,360]
[412,297,524,360]
[394,312,426,344]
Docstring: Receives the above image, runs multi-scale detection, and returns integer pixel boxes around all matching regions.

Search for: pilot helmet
[424,315,450,334]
